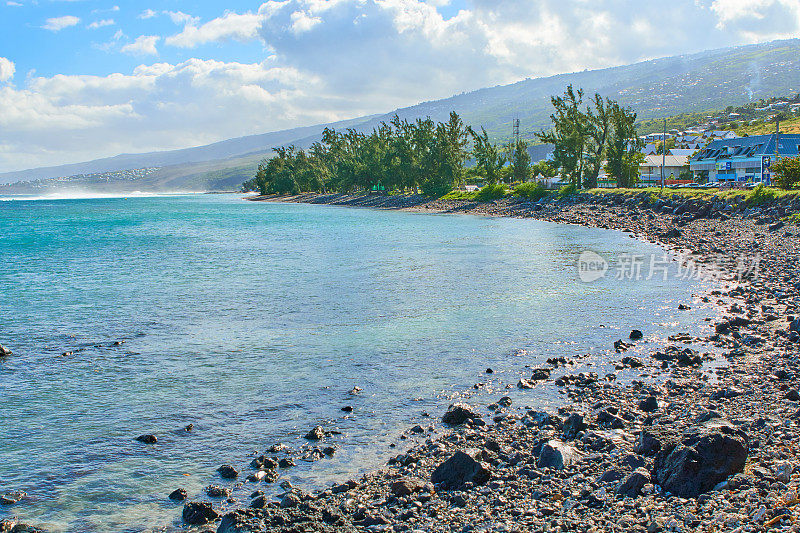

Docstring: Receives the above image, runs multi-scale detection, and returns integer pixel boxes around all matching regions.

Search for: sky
[0,0,799,173]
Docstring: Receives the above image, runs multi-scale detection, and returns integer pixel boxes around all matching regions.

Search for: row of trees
[244,112,545,198]
[536,85,643,188]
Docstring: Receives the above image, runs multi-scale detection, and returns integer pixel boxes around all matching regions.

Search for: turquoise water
[0,194,710,532]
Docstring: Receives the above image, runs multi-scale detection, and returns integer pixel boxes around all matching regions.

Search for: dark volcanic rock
[0,345,11,357]
[531,368,551,380]
[639,396,659,412]
[390,477,428,496]
[431,451,491,489]
[0,491,26,506]
[652,425,747,497]
[629,330,644,340]
[205,485,231,498]
[441,403,482,426]
[563,412,587,440]
[135,434,157,444]
[182,501,218,525]
[304,426,325,441]
[217,465,239,479]
[537,440,581,470]
[168,488,187,501]
[616,468,650,497]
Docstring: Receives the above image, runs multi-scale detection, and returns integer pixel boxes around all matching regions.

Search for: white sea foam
[0,190,206,201]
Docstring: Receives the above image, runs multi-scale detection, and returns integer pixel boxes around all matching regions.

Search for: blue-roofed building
[689,134,800,184]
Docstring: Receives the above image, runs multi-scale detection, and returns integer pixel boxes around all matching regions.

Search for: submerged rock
[431,451,491,489]
[135,434,157,444]
[217,465,238,479]
[0,345,12,358]
[304,426,325,441]
[168,489,187,501]
[0,491,26,506]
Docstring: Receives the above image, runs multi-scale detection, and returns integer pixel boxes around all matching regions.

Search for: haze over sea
[0,194,711,532]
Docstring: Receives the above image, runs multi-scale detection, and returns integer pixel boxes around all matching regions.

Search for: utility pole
[661,119,666,190]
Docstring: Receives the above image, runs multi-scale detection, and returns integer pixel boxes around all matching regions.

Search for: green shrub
[558,184,578,198]
[746,184,777,206]
[513,182,549,201]
[474,183,508,202]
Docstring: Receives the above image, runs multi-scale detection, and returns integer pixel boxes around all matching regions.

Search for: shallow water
[0,194,713,531]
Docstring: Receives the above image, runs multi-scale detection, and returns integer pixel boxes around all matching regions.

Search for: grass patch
[440,190,478,200]
[558,184,578,198]
[513,182,549,201]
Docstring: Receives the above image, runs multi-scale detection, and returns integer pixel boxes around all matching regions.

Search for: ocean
[0,193,712,531]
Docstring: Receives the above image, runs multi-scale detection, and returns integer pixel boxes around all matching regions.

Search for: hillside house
[689,133,800,184]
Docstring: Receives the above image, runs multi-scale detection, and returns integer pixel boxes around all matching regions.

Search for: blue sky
[0,0,799,172]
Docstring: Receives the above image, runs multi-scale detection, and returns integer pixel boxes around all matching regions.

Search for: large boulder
[537,440,581,470]
[441,403,482,426]
[182,501,218,525]
[652,424,747,498]
[616,468,650,497]
[431,451,491,489]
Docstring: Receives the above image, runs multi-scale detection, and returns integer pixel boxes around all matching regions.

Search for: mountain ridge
[2,38,799,191]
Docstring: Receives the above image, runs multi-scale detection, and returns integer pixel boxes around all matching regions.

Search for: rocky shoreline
[6,189,800,533]
[213,191,800,532]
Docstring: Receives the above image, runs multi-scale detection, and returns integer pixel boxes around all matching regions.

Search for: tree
[469,126,506,183]
[583,94,611,189]
[604,101,644,188]
[531,160,556,178]
[772,156,800,189]
[504,139,531,183]
[536,85,588,188]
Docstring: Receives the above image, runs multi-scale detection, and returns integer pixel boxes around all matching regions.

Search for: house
[640,154,690,184]
[643,144,659,156]
[689,134,800,184]
[669,149,697,158]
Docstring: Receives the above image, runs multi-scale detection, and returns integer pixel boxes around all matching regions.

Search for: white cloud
[42,15,80,32]
[121,35,160,56]
[165,10,200,26]
[0,59,327,171]
[0,57,15,83]
[6,1,23,7]
[4,0,800,172]
[88,19,115,29]
[165,10,265,48]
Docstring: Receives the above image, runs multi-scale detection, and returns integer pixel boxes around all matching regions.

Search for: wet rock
[498,396,512,408]
[0,491,26,506]
[322,446,336,456]
[621,356,644,368]
[341,405,353,412]
[135,434,157,444]
[279,492,302,509]
[677,348,702,367]
[217,510,261,533]
[616,468,650,497]
[217,465,238,479]
[442,403,482,426]
[537,440,581,470]
[182,501,218,525]
[517,378,536,389]
[168,488,187,501]
[390,477,429,496]
[431,451,491,489]
[629,330,644,340]
[0,345,11,357]
[787,389,800,401]
[652,425,747,497]
[278,458,295,468]
[614,340,633,352]
[531,368,551,380]
[0,521,43,533]
[304,426,325,441]
[205,485,231,498]
[250,456,278,470]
